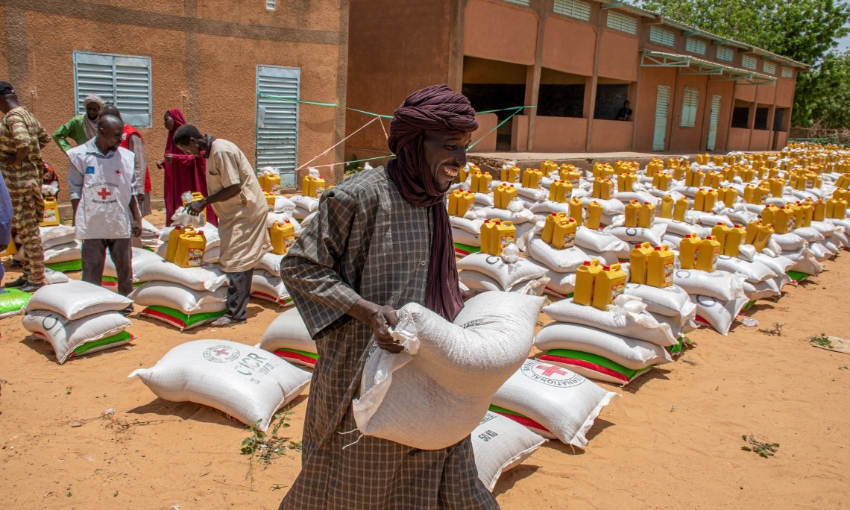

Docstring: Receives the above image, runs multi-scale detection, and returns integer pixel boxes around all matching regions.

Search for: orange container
[646,245,675,288]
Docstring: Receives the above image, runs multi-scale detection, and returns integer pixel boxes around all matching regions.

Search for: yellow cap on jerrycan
[813,198,826,221]
[673,196,690,222]
[638,201,655,228]
[542,212,567,244]
[479,220,497,255]
[647,245,675,288]
[40,196,60,226]
[586,201,603,230]
[492,220,516,256]
[624,200,640,227]
[724,224,746,257]
[753,224,774,253]
[568,197,583,222]
[696,236,721,272]
[679,233,701,269]
[629,242,653,284]
[772,206,793,234]
[711,223,731,253]
[574,260,603,306]
[660,195,674,219]
[166,225,184,263]
[591,264,627,311]
[551,217,578,249]
[269,220,296,255]
[175,228,206,268]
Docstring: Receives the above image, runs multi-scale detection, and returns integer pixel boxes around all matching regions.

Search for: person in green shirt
[52,94,104,154]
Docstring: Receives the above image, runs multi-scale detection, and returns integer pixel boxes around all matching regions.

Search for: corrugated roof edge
[596,0,812,71]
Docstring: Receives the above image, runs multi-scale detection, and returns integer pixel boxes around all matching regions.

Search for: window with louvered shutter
[256,65,300,188]
[763,61,776,75]
[607,11,637,34]
[742,55,758,70]
[266,0,276,10]
[650,26,676,47]
[506,0,530,6]
[782,67,794,79]
[716,46,735,62]
[554,0,591,21]
[73,51,152,128]
[680,87,699,128]
[686,38,707,55]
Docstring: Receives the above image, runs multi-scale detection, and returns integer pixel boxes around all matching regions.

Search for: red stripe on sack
[454,249,471,256]
[101,280,117,287]
[544,287,569,298]
[252,292,292,306]
[492,410,550,434]
[540,354,630,383]
[274,351,317,366]
[140,309,185,329]
[694,315,710,326]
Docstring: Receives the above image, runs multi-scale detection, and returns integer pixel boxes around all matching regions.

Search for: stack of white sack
[622,282,699,341]
[140,219,161,249]
[602,222,668,247]
[714,253,789,302]
[536,295,678,385]
[130,260,228,330]
[258,307,316,368]
[456,247,549,296]
[489,359,617,448]
[673,269,748,335]
[792,225,838,261]
[450,215,484,252]
[251,270,293,307]
[156,223,221,264]
[352,291,544,450]
[808,220,847,254]
[274,195,296,214]
[102,247,164,291]
[22,281,135,363]
[470,411,547,492]
[290,195,319,220]
[129,340,311,431]
[14,225,83,272]
[826,218,850,248]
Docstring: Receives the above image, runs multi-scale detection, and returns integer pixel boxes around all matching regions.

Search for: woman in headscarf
[157,109,217,226]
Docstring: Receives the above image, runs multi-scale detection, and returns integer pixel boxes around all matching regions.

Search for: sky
[839,34,850,52]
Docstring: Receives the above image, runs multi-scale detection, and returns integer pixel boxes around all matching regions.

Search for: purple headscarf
[386,84,479,321]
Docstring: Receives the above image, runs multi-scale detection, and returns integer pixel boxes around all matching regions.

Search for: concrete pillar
[630,68,642,150]
[448,0,468,92]
[525,1,550,152]
[585,16,605,152]
[747,85,759,150]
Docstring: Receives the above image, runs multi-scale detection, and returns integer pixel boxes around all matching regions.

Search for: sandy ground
[1,210,849,509]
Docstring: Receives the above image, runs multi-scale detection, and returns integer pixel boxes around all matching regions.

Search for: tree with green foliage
[795,51,850,128]
[638,0,850,127]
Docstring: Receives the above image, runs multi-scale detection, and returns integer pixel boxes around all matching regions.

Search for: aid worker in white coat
[67,114,141,314]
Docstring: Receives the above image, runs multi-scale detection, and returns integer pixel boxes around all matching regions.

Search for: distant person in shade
[615,100,633,121]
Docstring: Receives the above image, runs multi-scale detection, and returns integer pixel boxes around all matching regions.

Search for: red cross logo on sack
[97,188,111,200]
[203,345,241,363]
[520,360,585,388]
[534,364,568,378]
[115,169,121,175]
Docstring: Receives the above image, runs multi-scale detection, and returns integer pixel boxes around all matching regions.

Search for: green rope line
[467,106,537,151]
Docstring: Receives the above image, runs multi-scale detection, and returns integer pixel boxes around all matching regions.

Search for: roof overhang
[641,50,777,85]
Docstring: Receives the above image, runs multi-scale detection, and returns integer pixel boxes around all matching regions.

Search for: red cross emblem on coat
[97,188,111,200]
[535,364,568,377]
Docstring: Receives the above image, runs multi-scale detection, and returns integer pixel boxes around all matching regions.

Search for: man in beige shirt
[174,124,270,327]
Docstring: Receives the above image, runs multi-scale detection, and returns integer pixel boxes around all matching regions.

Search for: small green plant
[241,410,298,465]
[810,333,833,348]
[741,435,780,458]
[758,323,784,336]
[65,386,72,395]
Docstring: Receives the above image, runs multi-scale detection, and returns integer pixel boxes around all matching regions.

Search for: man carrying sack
[278,85,497,509]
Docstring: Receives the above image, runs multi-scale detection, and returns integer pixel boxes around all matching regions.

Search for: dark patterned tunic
[279,166,498,509]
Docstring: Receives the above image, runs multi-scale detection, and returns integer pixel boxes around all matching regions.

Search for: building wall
[750,129,771,151]
[669,74,709,153]
[532,116,588,152]
[541,16,596,77]
[728,127,751,151]
[345,0,452,158]
[597,30,639,82]
[463,0,537,66]
[4,0,348,202]
[634,67,677,152]
[704,80,736,153]
[776,78,795,107]
[471,113,498,152]
[590,120,633,152]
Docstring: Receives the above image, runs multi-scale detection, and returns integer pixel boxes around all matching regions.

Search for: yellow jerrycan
[501,165,520,184]
[673,196,690,222]
[772,206,793,234]
[263,172,281,194]
[725,224,746,257]
[599,178,614,200]
[548,180,572,203]
[711,222,731,253]
[721,187,738,208]
[301,174,315,198]
[629,242,653,284]
[493,185,509,209]
[40,196,60,226]
[492,220,516,256]
[560,166,581,187]
[762,204,779,226]
[166,225,185,263]
[745,220,762,245]
[753,223,774,253]
[703,189,718,212]
[800,200,814,227]
[586,201,603,230]
[638,201,655,228]
[175,228,206,268]
[551,217,578,249]
[694,188,707,212]
[679,233,701,270]
[264,191,276,212]
[660,195,674,219]
[832,198,848,219]
[813,198,826,221]
[574,260,603,306]
[696,236,721,272]
[569,197,583,223]
[592,264,627,311]
[647,245,675,288]
[624,200,641,228]
[479,220,497,255]
[541,212,567,244]
[269,220,296,256]
[522,168,542,189]
[789,202,804,228]
[0,240,17,257]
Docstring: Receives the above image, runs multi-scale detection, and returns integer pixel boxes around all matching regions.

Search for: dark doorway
[594,84,629,119]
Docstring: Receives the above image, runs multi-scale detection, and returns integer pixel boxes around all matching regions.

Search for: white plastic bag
[130,340,311,430]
